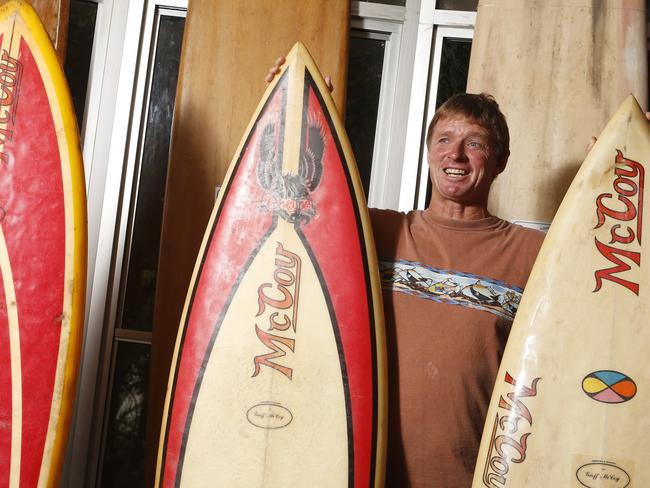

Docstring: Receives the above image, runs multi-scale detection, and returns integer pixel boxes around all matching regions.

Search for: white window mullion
[400,8,474,211]
[371,0,422,210]
[349,18,402,209]
[64,0,146,486]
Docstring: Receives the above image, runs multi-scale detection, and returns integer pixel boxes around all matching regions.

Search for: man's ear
[495,151,509,177]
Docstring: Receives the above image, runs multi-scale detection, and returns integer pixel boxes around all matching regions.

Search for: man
[371,93,544,486]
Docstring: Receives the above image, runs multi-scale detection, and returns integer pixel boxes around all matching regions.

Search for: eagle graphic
[256,113,325,225]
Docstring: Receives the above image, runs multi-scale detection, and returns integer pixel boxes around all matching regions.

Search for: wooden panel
[467,0,647,225]
[16,0,70,61]
[146,2,350,484]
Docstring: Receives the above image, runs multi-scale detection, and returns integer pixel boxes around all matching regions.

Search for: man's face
[427,115,506,208]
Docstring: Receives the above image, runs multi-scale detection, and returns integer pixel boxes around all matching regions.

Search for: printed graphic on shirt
[379,258,523,320]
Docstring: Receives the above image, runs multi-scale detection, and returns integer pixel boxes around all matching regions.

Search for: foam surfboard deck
[155,42,386,487]
[467,0,647,227]
[0,2,86,487]
[472,95,650,487]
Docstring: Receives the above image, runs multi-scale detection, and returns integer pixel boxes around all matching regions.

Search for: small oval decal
[576,462,630,487]
[246,402,293,429]
[581,370,637,404]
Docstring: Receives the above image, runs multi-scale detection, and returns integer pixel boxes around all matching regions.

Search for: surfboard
[467,0,647,227]
[472,95,650,487]
[155,42,385,487]
[146,2,350,478]
[0,1,86,487]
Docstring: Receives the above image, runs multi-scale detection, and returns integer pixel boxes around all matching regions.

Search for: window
[97,9,185,486]
[64,0,98,127]
[348,2,476,211]
[348,1,421,209]
[399,6,475,210]
[63,1,187,486]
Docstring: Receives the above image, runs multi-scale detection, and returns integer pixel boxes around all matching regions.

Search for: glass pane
[425,37,472,206]
[367,0,406,5]
[345,35,386,197]
[64,0,98,127]
[122,15,185,331]
[100,342,151,487]
[436,0,478,11]
[434,37,472,109]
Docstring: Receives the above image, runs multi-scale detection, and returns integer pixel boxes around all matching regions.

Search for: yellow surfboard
[472,95,650,487]
[0,2,86,487]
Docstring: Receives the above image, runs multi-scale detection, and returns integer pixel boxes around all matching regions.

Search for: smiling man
[371,93,545,487]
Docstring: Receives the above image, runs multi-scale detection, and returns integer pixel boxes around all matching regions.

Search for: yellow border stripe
[0,2,86,487]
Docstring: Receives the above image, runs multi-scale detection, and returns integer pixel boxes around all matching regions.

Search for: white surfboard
[472,95,650,487]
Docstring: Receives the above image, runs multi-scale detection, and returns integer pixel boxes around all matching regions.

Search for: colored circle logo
[582,370,637,404]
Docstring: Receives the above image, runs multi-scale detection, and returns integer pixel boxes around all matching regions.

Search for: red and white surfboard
[0,2,86,487]
[156,42,386,487]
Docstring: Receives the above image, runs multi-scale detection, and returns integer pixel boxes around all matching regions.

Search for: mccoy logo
[252,242,302,380]
[481,372,541,488]
[0,50,22,164]
[594,150,644,295]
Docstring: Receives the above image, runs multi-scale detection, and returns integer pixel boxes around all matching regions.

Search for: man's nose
[448,140,466,160]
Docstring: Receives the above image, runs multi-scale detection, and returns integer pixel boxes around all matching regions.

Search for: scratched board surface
[155,42,386,488]
[0,1,86,488]
[467,0,647,226]
[472,95,650,488]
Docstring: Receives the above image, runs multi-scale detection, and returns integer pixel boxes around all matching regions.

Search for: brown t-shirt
[370,208,545,487]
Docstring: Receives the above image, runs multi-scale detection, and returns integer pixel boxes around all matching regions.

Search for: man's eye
[467,141,483,149]
[438,138,449,144]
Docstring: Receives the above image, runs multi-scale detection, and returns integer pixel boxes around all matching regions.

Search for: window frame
[350,0,422,209]
[399,5,476,211]
[63,1,188,486]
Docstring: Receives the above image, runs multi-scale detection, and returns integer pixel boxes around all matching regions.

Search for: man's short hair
[426,93,510,164]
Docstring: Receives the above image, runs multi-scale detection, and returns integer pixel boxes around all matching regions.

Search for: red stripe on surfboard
[0,37,66,486]
[0,274,11,487]
[160,80,280,485]
[300,81,375,487]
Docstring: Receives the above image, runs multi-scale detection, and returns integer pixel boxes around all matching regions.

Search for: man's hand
[265,56,286,83]
[264,55,334,92]
[586,111,650,154]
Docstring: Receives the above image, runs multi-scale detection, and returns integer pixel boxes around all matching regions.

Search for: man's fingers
[265,56,334,94]
[265,56,287,83]
[264,68,279,83]
[324,75,334,93]
[586,136,597,154]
